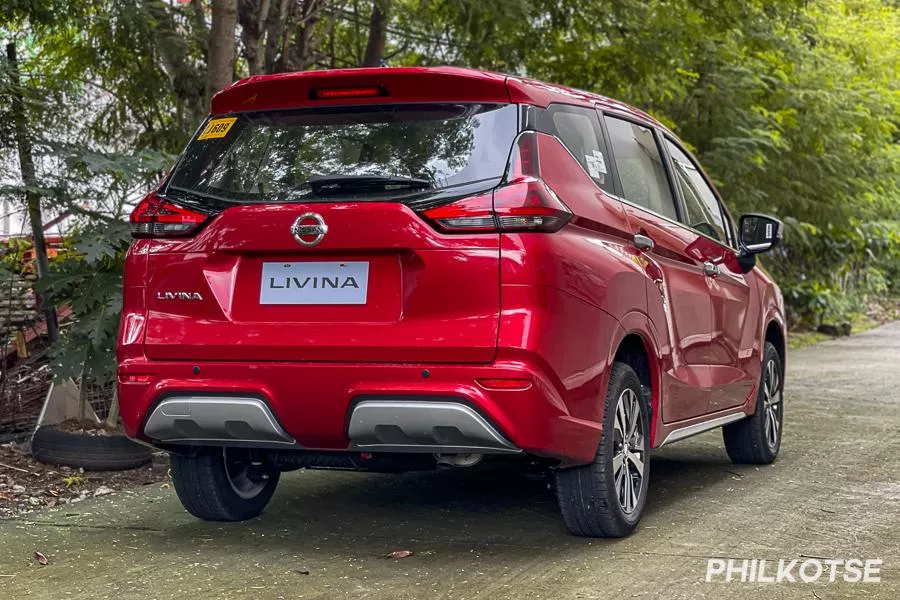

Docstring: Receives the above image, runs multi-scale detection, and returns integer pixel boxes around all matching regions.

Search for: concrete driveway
[2,322,899,599]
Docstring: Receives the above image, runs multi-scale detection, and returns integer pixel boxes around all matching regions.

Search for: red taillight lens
[420,192,495,231]
[421,132,571,233]
[492,177,571,232]
[129,193,208,238]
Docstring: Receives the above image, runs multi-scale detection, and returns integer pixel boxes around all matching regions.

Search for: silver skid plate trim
[144,396,296,445]
[348,400,520,454]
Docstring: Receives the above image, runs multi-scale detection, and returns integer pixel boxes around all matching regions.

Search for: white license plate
[260,262,369,305]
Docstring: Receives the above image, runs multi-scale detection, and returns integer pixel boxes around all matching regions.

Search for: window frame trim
[660,134,739,251]
[599,109,743,254]
[599,110,684,223]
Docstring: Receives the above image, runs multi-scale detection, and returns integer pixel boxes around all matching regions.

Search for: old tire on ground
[31,426,153,471]
[723,341,784,464]
[555,362,651,537]
[170,448,280,521]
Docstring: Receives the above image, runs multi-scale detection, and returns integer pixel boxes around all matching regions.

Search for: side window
[603,116,677,220]
[664,140,731,245]
[536,104,613,193]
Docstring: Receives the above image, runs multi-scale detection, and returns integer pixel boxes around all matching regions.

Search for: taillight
[421,132,571,234]
[129,193,208,238]
[420,192,496,231]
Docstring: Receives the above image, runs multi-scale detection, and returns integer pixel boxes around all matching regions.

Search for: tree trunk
[207,0,239,99]
[239,0,273,75]
[282,0,325,73]
[264,0,291,73]
[5,42,59,344]
[362,0,389,67]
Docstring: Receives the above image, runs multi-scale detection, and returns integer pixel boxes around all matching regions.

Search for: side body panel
[620,203,715,424]
[497,134,646,454]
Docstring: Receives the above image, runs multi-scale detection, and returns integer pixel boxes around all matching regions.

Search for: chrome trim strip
[144,396,296,445]
[657,412,747,447]
[348,400,521,454]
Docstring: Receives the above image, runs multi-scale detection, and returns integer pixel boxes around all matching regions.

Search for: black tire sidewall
[170,449,280,521]
[31,427,153,471]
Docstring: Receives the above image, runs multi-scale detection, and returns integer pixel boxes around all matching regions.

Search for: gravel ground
[0,442,168,518]
[0,321,898,599]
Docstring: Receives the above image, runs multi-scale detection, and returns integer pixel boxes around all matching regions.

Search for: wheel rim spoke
[627,391,639,439]
[628,450,644,475]
[613,452,625,475]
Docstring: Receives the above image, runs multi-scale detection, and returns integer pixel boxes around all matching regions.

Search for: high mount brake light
[129,193,208,239]
[421,132,572,233]
[310,86,386,100]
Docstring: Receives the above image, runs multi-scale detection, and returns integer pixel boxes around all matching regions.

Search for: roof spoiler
[210,67,512,115]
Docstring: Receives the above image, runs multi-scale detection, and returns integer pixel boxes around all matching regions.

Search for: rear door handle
[703,261,720,277]
[633,233,654,251]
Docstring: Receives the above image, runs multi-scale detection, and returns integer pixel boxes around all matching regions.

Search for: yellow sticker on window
[197,117,237,140]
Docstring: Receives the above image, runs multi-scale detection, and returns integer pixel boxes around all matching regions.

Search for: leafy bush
[35,220,131,384]
[770,218,900,327]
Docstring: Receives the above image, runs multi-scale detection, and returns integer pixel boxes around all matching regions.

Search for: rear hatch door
[143,101,518,363]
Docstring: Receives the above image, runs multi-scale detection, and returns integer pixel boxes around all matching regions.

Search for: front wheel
[723,342,784,464]
[555,362,650,537]
[170,448,280,521]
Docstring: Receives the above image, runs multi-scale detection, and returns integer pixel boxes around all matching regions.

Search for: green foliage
[3,0,899,382]
[36,218,130,384]
[771,218,900,325]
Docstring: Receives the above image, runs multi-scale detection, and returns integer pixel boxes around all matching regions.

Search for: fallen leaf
[295,569,310,575]
[34,552,49,566]
[384,550,413,559]
[0,492,13,500]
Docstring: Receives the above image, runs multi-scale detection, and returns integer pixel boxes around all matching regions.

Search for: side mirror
[739,214,783,255]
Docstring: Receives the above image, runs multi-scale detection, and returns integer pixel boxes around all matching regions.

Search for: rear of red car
[116,68,600,468]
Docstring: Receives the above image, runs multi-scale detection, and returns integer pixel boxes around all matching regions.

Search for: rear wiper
[302,175,433,196]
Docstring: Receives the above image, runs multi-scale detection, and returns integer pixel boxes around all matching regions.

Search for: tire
[170,447,280,521]
[723,342,784,464]
[31,427,153,471]
[555,362,651,537]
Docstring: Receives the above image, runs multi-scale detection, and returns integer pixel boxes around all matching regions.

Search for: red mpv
[117,67,786,537]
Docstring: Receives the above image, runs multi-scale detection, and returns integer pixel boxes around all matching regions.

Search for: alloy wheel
[223,448,271,500]
[612,388,646,514]
[762,359,782,450]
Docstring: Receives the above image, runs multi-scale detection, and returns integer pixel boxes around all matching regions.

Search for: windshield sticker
[586,150,607,181]
[197,117,237,140]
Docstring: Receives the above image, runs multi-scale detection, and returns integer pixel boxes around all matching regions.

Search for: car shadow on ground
[140,443,738,558]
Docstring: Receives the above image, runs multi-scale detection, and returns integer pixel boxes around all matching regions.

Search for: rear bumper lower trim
[143,396,297,446]
[347,399,520,454]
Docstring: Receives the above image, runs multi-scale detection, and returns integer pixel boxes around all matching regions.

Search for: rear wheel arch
[764,320,786,371]
[609,328,660,444]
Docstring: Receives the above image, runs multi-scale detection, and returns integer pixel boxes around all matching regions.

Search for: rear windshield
[167,103,518,204]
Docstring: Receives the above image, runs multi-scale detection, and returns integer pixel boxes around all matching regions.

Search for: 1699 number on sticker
[197,117,237,140]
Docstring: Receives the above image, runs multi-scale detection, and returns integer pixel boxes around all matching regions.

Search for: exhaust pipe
[435,453,484,468]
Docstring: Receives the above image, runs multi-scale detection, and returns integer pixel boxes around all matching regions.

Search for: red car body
[116,67,786,532]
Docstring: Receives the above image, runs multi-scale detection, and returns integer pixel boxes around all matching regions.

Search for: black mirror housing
[739,213,783,255]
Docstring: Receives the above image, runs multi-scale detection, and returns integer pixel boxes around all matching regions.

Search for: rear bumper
[117,359,602,464]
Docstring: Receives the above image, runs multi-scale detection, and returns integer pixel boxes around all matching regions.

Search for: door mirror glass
[739,214,783,254]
